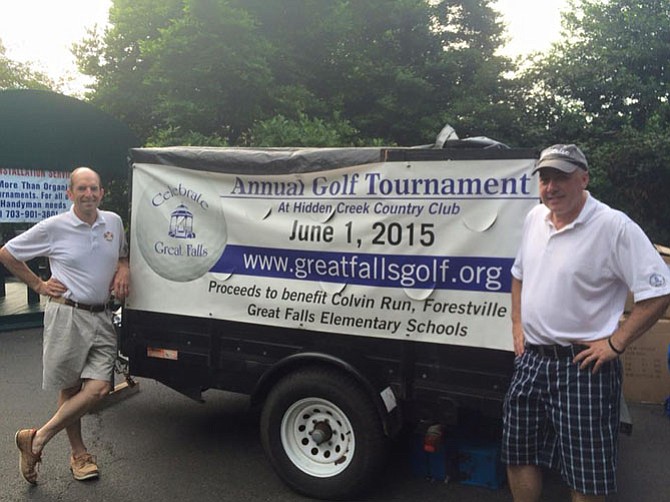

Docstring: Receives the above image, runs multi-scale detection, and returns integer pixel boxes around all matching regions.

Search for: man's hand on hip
[573,339,619,373]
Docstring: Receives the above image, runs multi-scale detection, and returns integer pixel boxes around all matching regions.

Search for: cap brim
[532,159,583,175]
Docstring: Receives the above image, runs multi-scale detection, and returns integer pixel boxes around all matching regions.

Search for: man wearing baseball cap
[502,144,670,501]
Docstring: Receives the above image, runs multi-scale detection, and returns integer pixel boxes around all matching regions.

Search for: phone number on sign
[0,209,61,220]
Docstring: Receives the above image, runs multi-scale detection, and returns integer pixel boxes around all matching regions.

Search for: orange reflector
[147,347,178,360]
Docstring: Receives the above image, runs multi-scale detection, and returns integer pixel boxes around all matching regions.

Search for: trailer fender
[251,351,403,437]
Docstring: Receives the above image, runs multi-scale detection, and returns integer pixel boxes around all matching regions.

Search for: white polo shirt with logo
[512,193,670,346]
[6,207,128,305]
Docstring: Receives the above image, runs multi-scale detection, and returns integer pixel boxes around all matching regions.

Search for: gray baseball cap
[532,144,589,174]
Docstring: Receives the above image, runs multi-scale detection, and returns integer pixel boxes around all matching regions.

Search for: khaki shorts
[42,301,117,391]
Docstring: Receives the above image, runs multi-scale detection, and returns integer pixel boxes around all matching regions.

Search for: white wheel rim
[280,397,355,477]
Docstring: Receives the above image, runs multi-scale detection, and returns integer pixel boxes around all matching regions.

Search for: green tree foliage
[74,0,196,140]
[539,0,670,131]
[247,113,354,147]
[523,0,670,243]
[0,39,54,90]
[75,0,513,146]
[587,121,670,244]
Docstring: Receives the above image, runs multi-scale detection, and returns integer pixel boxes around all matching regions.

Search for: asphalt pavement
[1,328,669,502]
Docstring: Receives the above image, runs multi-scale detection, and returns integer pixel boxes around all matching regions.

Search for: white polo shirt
[6,207,128,305]
[512,193,670,345]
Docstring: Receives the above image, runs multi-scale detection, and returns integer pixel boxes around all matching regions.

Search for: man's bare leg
[571,491,605,502]
[507,464,543,502]
[30,379,111,456]
[60,385,86,457]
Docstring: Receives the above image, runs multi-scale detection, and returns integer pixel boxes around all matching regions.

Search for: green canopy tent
[0,89,140,180]
[0,89,140,330]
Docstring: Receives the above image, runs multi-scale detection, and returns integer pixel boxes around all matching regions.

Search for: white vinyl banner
[0,168,72,223]
[128,158,538,351]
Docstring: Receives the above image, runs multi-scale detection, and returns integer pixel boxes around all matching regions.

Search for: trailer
[120,143,538,499]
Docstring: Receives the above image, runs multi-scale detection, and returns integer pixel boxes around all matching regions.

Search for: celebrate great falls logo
[137,180,227,282]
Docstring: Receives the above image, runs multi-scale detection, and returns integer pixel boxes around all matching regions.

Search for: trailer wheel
[260,367,386,500]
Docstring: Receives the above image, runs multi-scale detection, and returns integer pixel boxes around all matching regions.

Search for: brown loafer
[15,428,41,484]
[70,452,99,481]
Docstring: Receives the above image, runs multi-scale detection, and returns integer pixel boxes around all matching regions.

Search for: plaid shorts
[501,349,622,495]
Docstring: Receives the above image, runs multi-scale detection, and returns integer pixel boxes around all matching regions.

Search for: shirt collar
[67,205,104,227]
[572,191,596,227]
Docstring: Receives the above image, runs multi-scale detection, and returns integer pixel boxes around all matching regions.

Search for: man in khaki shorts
[0,167,129,484]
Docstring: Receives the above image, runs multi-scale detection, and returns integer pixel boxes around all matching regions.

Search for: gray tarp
[130,146,538,175]
[129,146,384,174]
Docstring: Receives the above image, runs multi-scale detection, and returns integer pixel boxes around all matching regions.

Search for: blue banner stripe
[211,245,512,292]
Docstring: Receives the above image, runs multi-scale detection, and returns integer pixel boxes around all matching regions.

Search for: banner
[128,158,538,351]
[0,168,71,223]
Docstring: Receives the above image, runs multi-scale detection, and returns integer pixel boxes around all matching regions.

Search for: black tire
[260,366,387,500]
